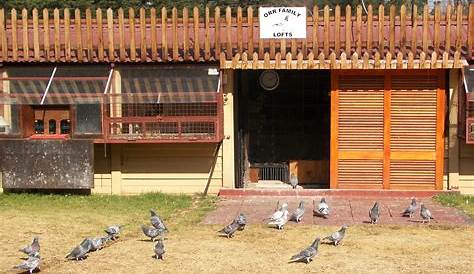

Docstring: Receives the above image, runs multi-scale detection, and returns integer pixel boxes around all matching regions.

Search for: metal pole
[40,66,57,105]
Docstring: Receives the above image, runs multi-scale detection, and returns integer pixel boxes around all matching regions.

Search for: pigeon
[289,237,320,264]
[289,174,298,189]
[323,225,348,246]
[89,235,111,252]
[235,213,247,231]
[401,197,417,218]
[142,225,165,241]
[313,197,329,218]
[290,201,305,223]
[105,225,122,240]
[268,203,289,230]
[217,220,241,238]
[369,202,380,224]
[420,203,434,223]
[66,238,92,261]
[19,237,40,257]
[14,253,40,274]
[150,210,169,232]
[154,239,165,260]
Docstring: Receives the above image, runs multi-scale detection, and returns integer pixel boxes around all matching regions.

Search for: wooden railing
[0,4,472,64]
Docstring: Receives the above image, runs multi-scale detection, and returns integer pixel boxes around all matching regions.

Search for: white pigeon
[313,197,329,218]
[290,201,305,223]
[268,203,289,230]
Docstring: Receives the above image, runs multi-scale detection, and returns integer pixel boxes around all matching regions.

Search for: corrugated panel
[339,76,385,91]
[337,159,383,189]
[391,90,437,150]
[390,160,436,189]
[338,91,384,150]
[391,75,439,90]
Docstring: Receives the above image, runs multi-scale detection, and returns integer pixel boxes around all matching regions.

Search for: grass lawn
[0,193,473,274]
[434,193,474,218]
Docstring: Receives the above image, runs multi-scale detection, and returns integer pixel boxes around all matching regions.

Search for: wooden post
[129,8,136,61]
[434,4,440,54]
[214,7,220,59]
[150,8,157,61]
[330,73,339,189]
[140,7,147,61]
[312,6,318,55]
[64,8,71,61]
[455,4,462,52]
[193,6,200,60]
[435,71,445,190]
[378,5,384,53]
[389,5,395,54]
[22,9,29,60]
[0,9,6,60]
[324,5,330,56]
[345,5,351,54]
[356,5,362,56]
[446,4,452,53]
[85,9,92,60]
[367,5,372,54]
[247,7,253,53]
[226,7,232,59]
[118,8,125,61]
[32,9,40,61]
[106,8,114,61]
[96,8,104,61]
[75,9,83,61]
[204,6,210,60]
[469,3,474,59]
[335,5,341,56]
[53,8,59,60]
[161,7,168,61]
[411,5,418,52]
[400,5,406,54]
[11,9,17,61]
[237,6,243,54]
[422,5,428,53]
[172,7,178,61]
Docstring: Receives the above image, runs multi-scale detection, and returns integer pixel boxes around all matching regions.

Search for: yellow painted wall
[459,141,474,195]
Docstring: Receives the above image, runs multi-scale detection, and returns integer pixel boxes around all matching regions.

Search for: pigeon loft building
[0,4,473,194]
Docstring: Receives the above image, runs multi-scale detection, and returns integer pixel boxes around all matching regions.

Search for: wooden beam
[330,72,339,189]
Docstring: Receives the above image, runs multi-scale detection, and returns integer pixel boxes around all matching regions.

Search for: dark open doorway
[235,70,331,189]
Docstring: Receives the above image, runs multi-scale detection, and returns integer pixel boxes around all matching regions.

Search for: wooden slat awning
[0,3,472,67]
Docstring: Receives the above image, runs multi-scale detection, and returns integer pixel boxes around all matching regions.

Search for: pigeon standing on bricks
[105,225,123,240]
[289,237,320,264]
[290,201,305,223]
[289,174,298,189]
[14,252,40,274]
[268,203,289,230]
[323,225,348,246]
[235,213,247,230]
[142,225,165,241]
[401,197,417,218]
[66,238,92,261]
[420,203,434,223]
[19,237,40,257]
[150,210,169,232]
[369,202,380,224]
[313,198,330,218]
[217,220,241,238]
[154,239,165,260]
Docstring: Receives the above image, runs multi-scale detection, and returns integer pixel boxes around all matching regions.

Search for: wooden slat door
[331,70,445,190]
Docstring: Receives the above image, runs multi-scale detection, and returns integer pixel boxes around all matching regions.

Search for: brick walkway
[203,194,472,226]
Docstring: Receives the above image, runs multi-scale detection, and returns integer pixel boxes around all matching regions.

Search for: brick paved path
[203,195,472,226]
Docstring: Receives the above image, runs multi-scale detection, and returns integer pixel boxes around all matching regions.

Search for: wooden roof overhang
[0,4,472,70]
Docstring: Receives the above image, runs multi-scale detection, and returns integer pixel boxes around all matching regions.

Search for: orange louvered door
[331,71,445,190]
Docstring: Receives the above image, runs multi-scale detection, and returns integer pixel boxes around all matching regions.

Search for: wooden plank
[351,52,358,69]
[422,4,428,53]
[285,52,291,69]
[0,9,6,60]
[140,7,147,61]
[252,52,258,69]
[345,5,351,54]
[183,7,189,59]
[391,151,436,161]
[291,37,296,57]
[214,7,220,59]
[356,5,362,56]
[407,51,414,68]
[150,8,157,61]
[435,73,445,190]
[434,4,440,54]
[389,5,395,54]
[129,8,136,61]
[335,5,341,56]
[118,8,125,61]
[53,8,59,60]
[75,9,83,61]
[400,4,406,54]
[193,6,200,61]
[85,8,92,60]
[247,7,254,53]
[204,6,210,60]
[445,4,452,53]
[455,4,462,52]
[374,51,381,68]
[469,3,474,59]
[312,6,318,54]
[330,51,336,69]
[64,8,71,61]
[106,8,114,61]
[324,5,330,56]
[226,7,232,59]
[172,7,178,60]
[237,6,243,54]
[96,8,104,61]
[367,5,373,53]
[339,150,383,160]
[11,9,17,61]
[411,5,418,52]
[161,7,168,61]
[396,52,403,68]
[22,9,29,60]
[378,4,384,53]
[32,9,40,61]
[275,52,281,68]
[383,73,391,189]
[280,39,286,56]
[330,73,339,189]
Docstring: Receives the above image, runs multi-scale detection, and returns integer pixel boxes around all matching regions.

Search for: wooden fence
[0,4,472,66]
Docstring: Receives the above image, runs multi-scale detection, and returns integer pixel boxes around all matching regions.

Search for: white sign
[259,7,307,39]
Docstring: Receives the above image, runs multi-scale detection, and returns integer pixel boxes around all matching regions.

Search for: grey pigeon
[369,202,380,224]
[142,225,165,241]
[154,239,165,260]
[89,235,111,252]
[104,225,122,240]
[323,225,348,246]
[401,197,417,218]
[290,201,305,223]
[218,220,241,238]
[14,253,40,274]
[289,173,298,189]
[268,203,289,230]
[66,238,92,261]
[19,237,40,257]
[313,198,329,218]
[420,203,434,223]
[289,237,320,264]
[235,213,247,230]
[150,210,169,232]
